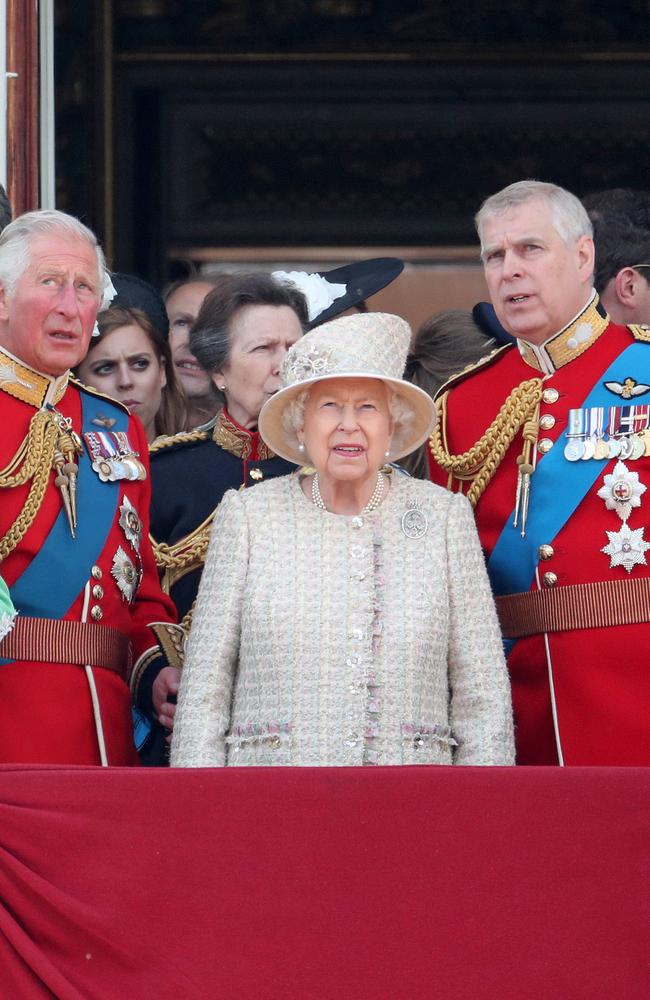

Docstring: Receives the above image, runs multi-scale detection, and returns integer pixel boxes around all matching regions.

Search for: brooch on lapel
[401,501,428,539]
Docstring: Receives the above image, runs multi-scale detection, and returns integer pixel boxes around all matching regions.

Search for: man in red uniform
[0,209,176,765]
[429,180,650,765]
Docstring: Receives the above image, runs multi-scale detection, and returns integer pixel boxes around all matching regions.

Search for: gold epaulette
[149,427,211,454]
[628,324,650,343]
[433,343,512,402]
[70,376,131,414]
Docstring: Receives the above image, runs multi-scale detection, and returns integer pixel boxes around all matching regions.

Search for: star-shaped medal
[111,545,139,602]
[596,461,646,522]
[601,523,650,574]
[118,496,142,551]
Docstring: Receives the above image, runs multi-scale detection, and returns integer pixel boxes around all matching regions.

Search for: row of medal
[83,430,147,482]
[564,404,650,462]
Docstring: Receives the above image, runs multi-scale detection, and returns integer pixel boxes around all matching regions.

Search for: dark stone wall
[55,2,650,281]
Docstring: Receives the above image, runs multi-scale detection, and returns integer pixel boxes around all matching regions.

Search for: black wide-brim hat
[275,257,404,330]
[108,272,170,341]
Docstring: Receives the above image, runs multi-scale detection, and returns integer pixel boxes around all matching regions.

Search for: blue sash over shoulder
[487,341,650,598]
[9,391,129,619]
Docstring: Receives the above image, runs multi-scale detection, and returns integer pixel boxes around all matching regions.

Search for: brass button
[91,565,102,580]
[543,571,558,588]
[90,605,103,621]
[538,438,553,454]
[268,735,281,749]
[538,544,554,561]
[539,413,556,431]
[92,584,104,599]
[542,387,559,404]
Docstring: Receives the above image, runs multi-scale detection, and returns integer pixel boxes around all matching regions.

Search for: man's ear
[614,267,642,307]
[576,235,595,284]
[0,282,10,323]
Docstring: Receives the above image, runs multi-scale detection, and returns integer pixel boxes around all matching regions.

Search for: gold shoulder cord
[429,377,544,513]
[150,513,214,590]
[0,410,60,559]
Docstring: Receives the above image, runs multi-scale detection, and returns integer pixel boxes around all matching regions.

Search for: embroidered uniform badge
[603,378,650,399]
[91,414,117,429]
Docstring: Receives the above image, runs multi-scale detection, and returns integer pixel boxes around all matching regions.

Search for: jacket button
[539,413,556,430]
[92,584,104,599]
[90,605,103,620]
[538,544,554,560]
[538,438,553,454]
[542,387,559,404]
[91,565,102,580]
[543,572,558,588]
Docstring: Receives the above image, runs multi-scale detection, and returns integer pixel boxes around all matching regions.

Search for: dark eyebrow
[91,351,153,365]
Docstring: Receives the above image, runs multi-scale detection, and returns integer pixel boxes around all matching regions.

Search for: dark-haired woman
[76,305,188,442]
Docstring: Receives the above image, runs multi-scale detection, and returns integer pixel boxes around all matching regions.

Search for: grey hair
[282,382,415,456]
[0,209,106,296]
[476,180,593,252]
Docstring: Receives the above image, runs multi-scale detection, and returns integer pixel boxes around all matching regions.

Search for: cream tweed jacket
[171,474,514,768]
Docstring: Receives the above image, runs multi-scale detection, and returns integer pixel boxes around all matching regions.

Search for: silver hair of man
[282,385,415,453]
[475,180,594,253]
[0,209,107,297]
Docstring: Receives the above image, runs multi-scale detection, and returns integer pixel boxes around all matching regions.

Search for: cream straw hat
[258,312,436,465]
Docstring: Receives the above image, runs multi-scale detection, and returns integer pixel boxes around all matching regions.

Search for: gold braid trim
[151,515,213,571]
[150,512,214,594]
[180,601,196,634]
[0,411,59,560]
[149,427,210,454]
[429,377,544,507]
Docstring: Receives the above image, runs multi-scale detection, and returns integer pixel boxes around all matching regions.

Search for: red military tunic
[0,350,176,765]
[429,297,650,765]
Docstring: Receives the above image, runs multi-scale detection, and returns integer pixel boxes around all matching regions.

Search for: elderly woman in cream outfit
[171,313,514,767]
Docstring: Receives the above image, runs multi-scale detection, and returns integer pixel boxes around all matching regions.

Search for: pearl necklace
[311,472,385,514]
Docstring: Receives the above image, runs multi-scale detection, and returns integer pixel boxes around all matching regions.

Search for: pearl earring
[385,450,390,458]
[298,443,305,453]
[219,385,227,392]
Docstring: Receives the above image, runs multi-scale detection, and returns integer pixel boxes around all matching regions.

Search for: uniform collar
[517,292,610,375]
[212,406,275,461]
[0,344,69,407]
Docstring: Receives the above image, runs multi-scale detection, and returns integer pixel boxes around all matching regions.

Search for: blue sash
[8,391,128,617]
[487,341,650,598]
